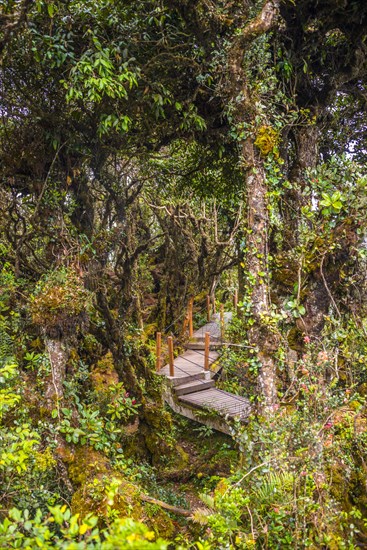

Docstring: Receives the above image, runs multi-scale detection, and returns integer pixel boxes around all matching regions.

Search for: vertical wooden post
[234,289,238,312]
[220,304,225,340]
[206,294,211,322]
[212,292,216,314]
[204,332,210,371]
[188,298,194,338]
[167,336,174,377]
[182,315,188,338]
[156,332,162,371]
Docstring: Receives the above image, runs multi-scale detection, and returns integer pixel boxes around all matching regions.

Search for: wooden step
[174,379,215,396]
[168,372,207,387]
[179,388,251,420]
[185,342,222,351]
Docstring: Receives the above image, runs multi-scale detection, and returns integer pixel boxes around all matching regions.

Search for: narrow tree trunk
[44,337,69,407]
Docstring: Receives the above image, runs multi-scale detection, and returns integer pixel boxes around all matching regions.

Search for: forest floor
[149,411,238,534]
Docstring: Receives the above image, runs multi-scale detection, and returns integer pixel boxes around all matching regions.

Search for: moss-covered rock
[122,403,174,465]
[144,504,176,539]
[66,447,144,523]
[68,447,110,486]
[71,474,144,522]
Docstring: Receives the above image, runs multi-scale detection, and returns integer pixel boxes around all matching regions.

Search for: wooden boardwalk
[158,313,251,433]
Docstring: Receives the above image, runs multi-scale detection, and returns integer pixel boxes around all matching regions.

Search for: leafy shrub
[0,506,168,549]
[30,268,92,337]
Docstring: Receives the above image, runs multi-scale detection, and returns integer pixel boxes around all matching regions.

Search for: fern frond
[252,471,295,506]
[0,315,13,362]
[190,507,212,525]
[199,493,215,510]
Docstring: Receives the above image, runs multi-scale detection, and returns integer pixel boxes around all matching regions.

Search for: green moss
[30,267,92,336]
[71,475,144,522]
[91,352,119,396]
[82,334,102,357]
[287,326,303,352]
[68,447,110,486]
[254,125,279,156]
[68,447,145,524]
[139,403,174,465]
[207,449,237,475]
[357,382,367,396]
[144,505,175,539]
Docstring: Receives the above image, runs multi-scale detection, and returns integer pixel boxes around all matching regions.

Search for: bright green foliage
[206,317,367,548]
[0,506,168,549]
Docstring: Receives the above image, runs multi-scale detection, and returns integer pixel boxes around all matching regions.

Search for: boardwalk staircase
[157,299,251,435]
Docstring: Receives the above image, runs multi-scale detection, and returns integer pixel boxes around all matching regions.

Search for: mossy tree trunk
[44,337,69,408]
[245,155,279,414]
[225,0,281,416]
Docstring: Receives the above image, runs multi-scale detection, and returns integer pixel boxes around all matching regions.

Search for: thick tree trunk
[283,124,319,249]
[225,0,282,416]
[245,153,279,415]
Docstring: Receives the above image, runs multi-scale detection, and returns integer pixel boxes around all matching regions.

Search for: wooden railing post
[212,292,216,314]
[204,332,210,371]
[188,297,194,338]
[206,294,211,322]
[167,336,174,377]
[220,303,225,340]
[234,289,238,312]
[156,332,162,371]
[182,314,188,338]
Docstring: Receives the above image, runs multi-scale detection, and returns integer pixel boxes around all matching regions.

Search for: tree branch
[239,0,280,45]
[141,494,192,517]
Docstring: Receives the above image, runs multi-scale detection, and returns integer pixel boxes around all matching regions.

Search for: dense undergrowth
[1,267,367,549]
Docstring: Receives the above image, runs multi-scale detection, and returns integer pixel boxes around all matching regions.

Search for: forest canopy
[1,0,367,548]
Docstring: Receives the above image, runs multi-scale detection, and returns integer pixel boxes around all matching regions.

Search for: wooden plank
[174,380,215,396]
[183,394,237,405]
[180,395,243,407]
[216,389,250,401]
[214,400,250,410]
[159,309,251,426]
[180,391,250,408]
[204,332,210,371]
[177,397,250,419]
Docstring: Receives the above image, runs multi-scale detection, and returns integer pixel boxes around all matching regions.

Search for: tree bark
[245,154,279,415]
[44,337,69,407]
[283,124,319,249]
[224,0,282,416]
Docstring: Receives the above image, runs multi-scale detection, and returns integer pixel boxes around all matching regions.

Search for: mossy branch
[141,494,192,517]
[238,0,280,45]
